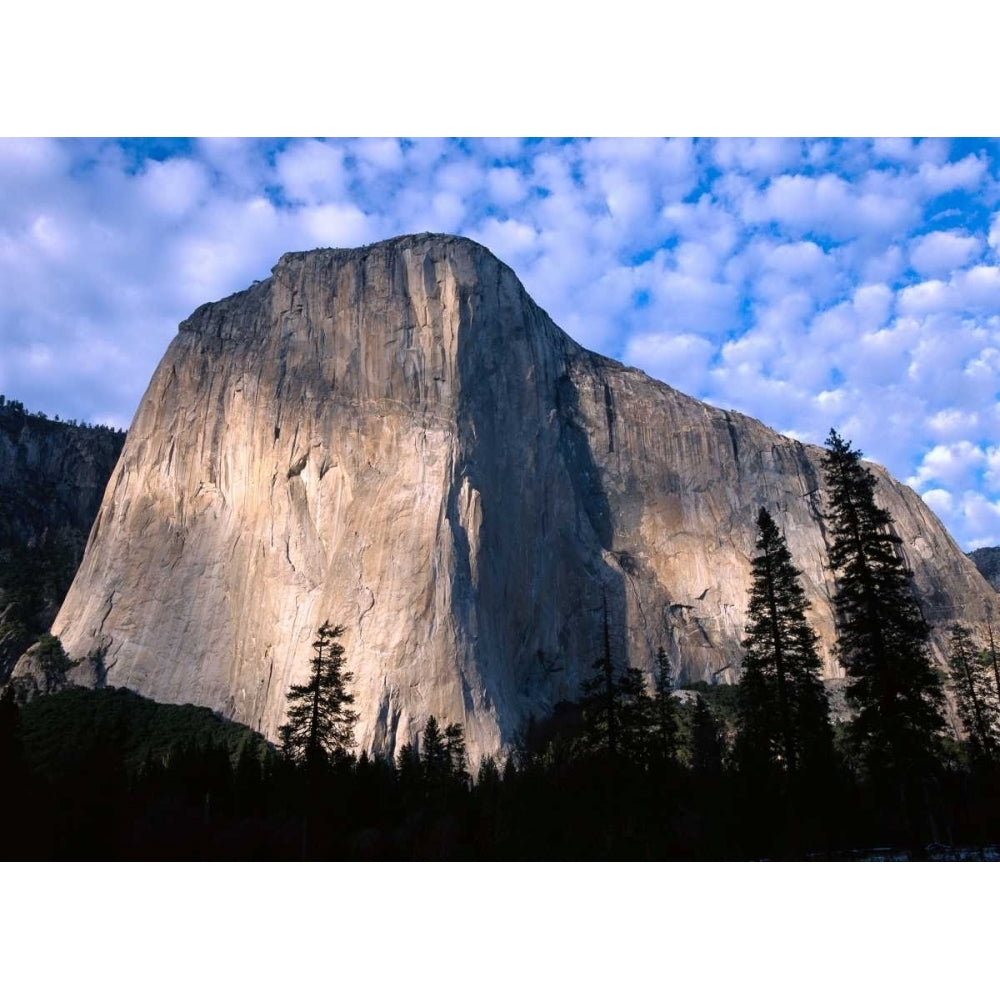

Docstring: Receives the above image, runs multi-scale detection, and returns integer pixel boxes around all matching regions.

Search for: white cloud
[927,408,980,439]
[354,138,404,172]
[872,138,917,163]
[712,138,802,175]
[988,212,1000,253]
[921,487,954,517]
[486,167,527,206]
[623,332,715,397]
[275,140,347,205]
[300,202,374,247]
[742,173,917,241]
[910,441,987,491]
[897,278,950,316]
[909,230,981,276]
[959,266,1000,310]
[137,158,209,218]
[898,264,1000,317]
[955,492,1000,550]
[915,154,987,196]
[469,217,539,263]
[859,243,906,284]
[852,283,893,330]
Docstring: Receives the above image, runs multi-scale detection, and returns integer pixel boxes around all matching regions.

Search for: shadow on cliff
[447,269,629,744]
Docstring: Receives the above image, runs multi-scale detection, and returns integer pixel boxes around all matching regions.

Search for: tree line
[4,427,1000,859]
[259,427,1000,858]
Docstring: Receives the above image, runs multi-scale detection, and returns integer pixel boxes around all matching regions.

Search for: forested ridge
[0,396,126,684]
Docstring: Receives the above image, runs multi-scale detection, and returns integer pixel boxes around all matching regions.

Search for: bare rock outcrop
[33,234,1000,759]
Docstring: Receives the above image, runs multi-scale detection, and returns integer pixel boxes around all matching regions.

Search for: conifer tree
[444,722,470,786]
[652,647,679,765]
[395,740,422,796]
[616,667,654,763]
[690,696,724,776]
[821,429,945,779]
[279,621,359,769]
[581,590,620,757]
[947,623,999,764]
[420,715,449,784]
[734,508,832,779]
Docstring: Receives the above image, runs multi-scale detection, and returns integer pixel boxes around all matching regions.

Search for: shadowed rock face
[969,547,1000,592]
[38,234,1000,760]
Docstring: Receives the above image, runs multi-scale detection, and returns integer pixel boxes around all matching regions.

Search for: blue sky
[2,137,1000,550]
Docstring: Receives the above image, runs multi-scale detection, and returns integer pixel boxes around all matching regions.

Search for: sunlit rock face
[38,234,1000,760]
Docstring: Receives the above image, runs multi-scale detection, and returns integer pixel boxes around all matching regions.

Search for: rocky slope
[33,234,1000,760]
[0,402,125,681]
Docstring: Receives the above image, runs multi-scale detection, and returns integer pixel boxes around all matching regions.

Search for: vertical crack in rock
[603,381,616,453]
[724,411,740,472]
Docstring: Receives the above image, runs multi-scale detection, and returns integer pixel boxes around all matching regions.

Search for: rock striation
[34,234,1000,760]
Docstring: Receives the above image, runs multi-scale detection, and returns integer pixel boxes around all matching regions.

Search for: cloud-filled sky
[2,137,1000,549]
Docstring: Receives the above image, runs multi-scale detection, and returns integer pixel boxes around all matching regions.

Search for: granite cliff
[34,234,1000,759]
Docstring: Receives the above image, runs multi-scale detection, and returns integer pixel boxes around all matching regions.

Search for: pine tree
[690,696,724,777]
[734,508,833,779]
[395,739,422,795]
[420,715,449,785]
[651,647,679,765]
[821,429,945,779]
[984,620,1000,709]
[581,590,620,757]
[444,722,470,786]
[617,667,654,764]
[947,623,1000,764]
[279,621,359,770]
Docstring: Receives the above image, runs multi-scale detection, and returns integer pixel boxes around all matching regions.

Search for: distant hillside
[0,397,125,682]
[969,547,1000,592]
[20,686,273,779]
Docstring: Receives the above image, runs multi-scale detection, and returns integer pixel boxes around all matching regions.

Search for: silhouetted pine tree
[948,623,1000,765]
[822,430,945,782]
[651,647,678,766]
[581,590,620,757]
[690,696,724,777]
[734,508,833,780]
[395,740,422,801]
[617,667,654,764]
[420,716,449,786]
[279,621,359,770]
[444,722,470,787]
[984,620,1000,708]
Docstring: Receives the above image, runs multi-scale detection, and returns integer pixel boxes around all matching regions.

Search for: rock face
[37,234,1000,759]
[969,547,1000,592]
[0,402,125,551]
[0,403,125,681]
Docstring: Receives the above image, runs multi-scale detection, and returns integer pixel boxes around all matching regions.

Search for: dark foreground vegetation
[3,426,1000,860]
[3,681,1000,860]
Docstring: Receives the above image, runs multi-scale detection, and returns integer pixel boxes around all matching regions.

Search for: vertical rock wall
[40,234,1000,759]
